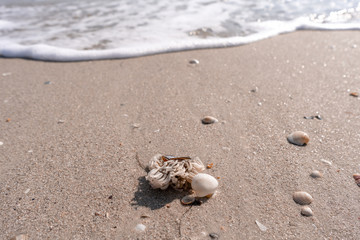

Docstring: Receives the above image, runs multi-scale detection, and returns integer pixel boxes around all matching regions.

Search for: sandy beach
[1,31,360,239]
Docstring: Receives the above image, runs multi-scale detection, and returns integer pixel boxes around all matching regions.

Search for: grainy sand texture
[1,31,360,240]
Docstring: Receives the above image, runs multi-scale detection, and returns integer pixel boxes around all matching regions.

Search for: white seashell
[301,206,313,217]
[293,191,313,205]
[310,170,322,178]
[10,235,28,240]
[320,159,332,165]
[287,131,309,146]
[2,72,12,76]
[191,173,218,197]
[135,224,146,232]
[201,116,218,124]
[255,220,267,232]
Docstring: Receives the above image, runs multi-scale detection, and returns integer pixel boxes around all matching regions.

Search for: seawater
[1,0,360,61]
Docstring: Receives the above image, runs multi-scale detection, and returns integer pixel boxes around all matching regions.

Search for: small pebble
[255,220,267,232]
[201,116,218,124]
[57,120,65,124]
[353,174,360,187]
[289,221,297,227]
[44,81,52,85]
[209,233,219,239]
[250,87,258,93]
[140,214,150,218]
[207,163,214,169]
[310,170,322,178]
[293,191,313,205]
[181,195,195,205]
[315,115,322,120]
[6,118,11,122]
[304,115,322,120]
[189,59,199,64]
[24,188,30,194]
[353,174,360,180]
[2,72,12,76]
[301,206,314,217]
[287,131,309,146]
[350,92,359,97]
[132,123,140,128]
[10,234,28,240]
[0,142,3,146]
[200,232,207,237]
[193,199,203,206]
[135,223,146,232]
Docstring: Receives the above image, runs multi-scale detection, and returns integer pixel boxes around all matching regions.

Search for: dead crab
[146,154,205,190]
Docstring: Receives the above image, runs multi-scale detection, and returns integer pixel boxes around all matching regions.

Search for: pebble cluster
[287,131,316,217]
[142,105,358,236]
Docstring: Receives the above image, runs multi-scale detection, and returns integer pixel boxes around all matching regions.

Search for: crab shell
[146,154,205,190]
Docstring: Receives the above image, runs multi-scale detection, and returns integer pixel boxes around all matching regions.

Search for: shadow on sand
[131,176,185,210]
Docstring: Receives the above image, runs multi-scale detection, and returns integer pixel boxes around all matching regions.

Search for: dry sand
[1,31,360,239]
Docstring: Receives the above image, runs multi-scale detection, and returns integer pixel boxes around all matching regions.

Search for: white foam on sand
[0,20,16,31]
[1,0,360,61]
[1,17,360,62]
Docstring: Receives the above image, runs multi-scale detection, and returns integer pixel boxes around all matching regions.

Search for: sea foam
[1,0,360,61]
[1,18,360,62]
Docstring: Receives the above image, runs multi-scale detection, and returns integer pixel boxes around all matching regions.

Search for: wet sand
[1,31,360,239]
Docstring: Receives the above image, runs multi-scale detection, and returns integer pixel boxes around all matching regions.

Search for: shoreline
[1,31,360,239]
